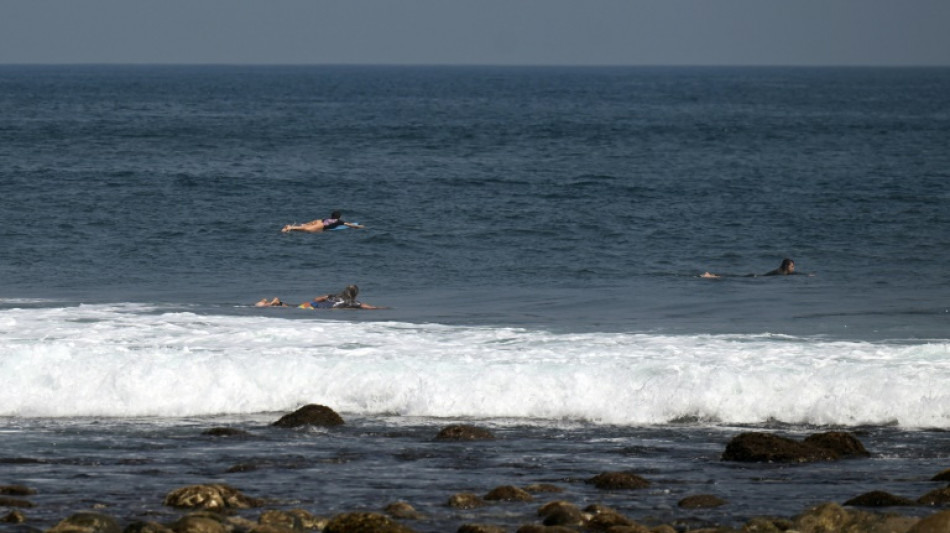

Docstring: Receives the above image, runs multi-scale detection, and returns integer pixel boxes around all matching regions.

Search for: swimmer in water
[702,258,805,279]
[256,285,385,309]
[281,211,364,233]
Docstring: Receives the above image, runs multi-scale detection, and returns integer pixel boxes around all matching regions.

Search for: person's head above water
[340,285,359,303]
[779,258,795,274]
[330,211,342,219]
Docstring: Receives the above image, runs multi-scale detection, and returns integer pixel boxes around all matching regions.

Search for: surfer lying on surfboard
[701,258,810,279]
[281,211,364,233]
[256,284,385,309]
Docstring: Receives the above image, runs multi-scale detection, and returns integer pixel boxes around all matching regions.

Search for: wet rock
[483,486,533,502]
[383,502,423,520]
[272,404,344,428]
[585,510,634,531]
[803,431,871,458]
[170,515,226,533]
[722,432,839,463]
[283,510,326,530]
[0,485,36,496]
[48,512,121,533]
[323,511,415,533]
[0,496,33,508]
[203,428,252,438]
[918,486,950,506]
[585,472,650,490]
[163,484,262,510]
[909,510,950,533]
[448,493,486,509]
[678,494,727,509]
[259,510,303,531]
[932,468,950,482]
[434,425,495,441]
[457,525,505,533]
[793,502,851,533]
[124,521,175,533]
[844,490,916,507]
[2,510,26,524]
[537,501,584,527]
[225,463,259,474]
[596,525,651,533]
[738,517,788,533]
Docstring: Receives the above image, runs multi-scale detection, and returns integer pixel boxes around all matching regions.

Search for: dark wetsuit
[322,218,344,230]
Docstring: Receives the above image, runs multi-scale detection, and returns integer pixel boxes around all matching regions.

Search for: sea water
[1,66,949,531]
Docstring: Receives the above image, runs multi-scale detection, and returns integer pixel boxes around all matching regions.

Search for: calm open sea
[1,66,948,531]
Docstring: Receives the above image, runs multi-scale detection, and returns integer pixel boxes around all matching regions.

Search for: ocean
[1,65,949,531]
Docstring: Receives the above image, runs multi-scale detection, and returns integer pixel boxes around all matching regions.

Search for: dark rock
[722,432,839,463]
[163,484,262,510]
[932,468,950,482]
[484,486,533,502]
[541,506,584,527]
[259,510,303,531]
[678,494,727,509]
[918,487,950,506]
[170,515,226,533]
[323,511,415,533]
[0,485,36,496]
[585,511,633,531]
[844,490,916,507]
[202,428,252,438]
[434,425,495,441]
[792,502,851,533]
[516,526,576,533]
[803,431,870,458]
[283,509,326,530]
[909,510,950,533]
[124,521,176,533]
[585,472,650,490]
[383,502,423,520]
[457,525,505,533]
[272,404,344,428]
[537,500,579,518]
[2,510,26,524]
[0,496,33,508]
[48,512,121,533]
[448,493,485,509]
[523,484,563,494]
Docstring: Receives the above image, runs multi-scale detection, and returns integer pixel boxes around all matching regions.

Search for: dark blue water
[3,65,949,337]
[2,66,950,531]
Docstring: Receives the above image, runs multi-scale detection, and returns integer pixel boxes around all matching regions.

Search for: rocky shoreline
[2,405,949,533]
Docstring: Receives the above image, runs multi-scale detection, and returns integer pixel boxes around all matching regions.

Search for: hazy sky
[2,0,949,66]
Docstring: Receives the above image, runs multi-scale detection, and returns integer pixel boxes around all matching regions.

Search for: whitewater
[3,303,947,428]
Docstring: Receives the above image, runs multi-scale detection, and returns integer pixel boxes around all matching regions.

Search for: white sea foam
[1,304,948,428]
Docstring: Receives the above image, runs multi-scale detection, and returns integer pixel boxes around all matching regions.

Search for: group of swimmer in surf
[260,210,382,310]
[264,210,808,310]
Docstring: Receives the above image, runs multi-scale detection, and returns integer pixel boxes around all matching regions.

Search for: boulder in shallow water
[677,494,727,509]
[170,515,226,533]
[722,432,840,463]
[931,468,950,482]
[323,512,415,533]
[585,472,650,490]
[483,485,533,502]
[456,525,505,533]
[434,425,495,441]
[202,427,252,438]
[803,431,871,458]
[163,484,262,510]
[844,490,916,507]
[909,510,950,533]
[447,493,486,509]
[918,486,950,506]
[272,404,345,428]
[48,512,121,533]
[0,485,36,496]
[2,511,26,524]
[383,502,423,520]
